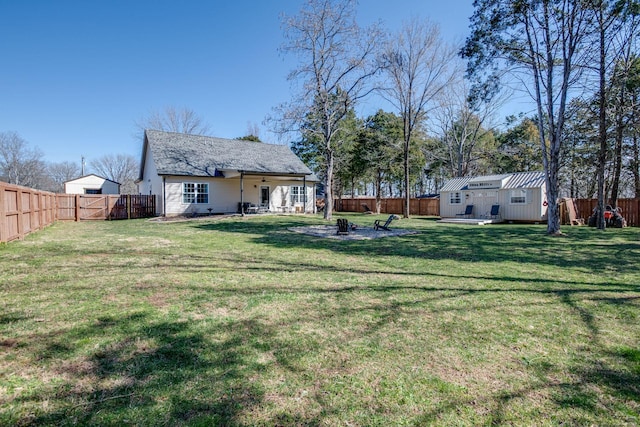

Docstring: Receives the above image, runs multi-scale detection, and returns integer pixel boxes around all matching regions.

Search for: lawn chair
[361,204,373,214]
[490,205,500,220]
[336,218,350,235]
[456,205,474,218]
[374,215,396,231]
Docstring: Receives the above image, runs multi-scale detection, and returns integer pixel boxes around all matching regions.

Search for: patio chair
[374,215,396,231]
[456,205,474,218]
[336,218,350,235]
[361,203,373,214]
[490,205,500,219]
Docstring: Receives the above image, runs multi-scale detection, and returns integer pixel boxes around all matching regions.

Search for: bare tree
[463,0,591,235]
[0,131,46,188]
[246,121,262,139]
[90,154,139,194]
[380,19,459,218]
[274,0,381,220]
[236,122,263,141]
[47,161,81,193]
[431,77,502,178]
[587,0,640,228]
[135,106,211,136]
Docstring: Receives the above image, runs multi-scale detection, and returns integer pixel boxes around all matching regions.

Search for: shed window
[290,186,305,204]
[510,189,527,204]
[449,192,462,204]
[183,183,209,204]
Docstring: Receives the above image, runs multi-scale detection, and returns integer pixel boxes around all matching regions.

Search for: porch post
[240,171,245,216]
[303,175,307,213]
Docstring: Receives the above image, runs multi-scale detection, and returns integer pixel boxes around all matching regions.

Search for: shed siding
[439,172,547,222]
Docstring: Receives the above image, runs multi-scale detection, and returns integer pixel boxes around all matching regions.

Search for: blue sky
[0,0,476,166]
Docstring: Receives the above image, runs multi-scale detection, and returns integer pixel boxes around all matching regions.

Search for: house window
[183,183,209,204]
[85,189,102,194]
[290,186,305,204]
[510,189,527,204]
[450,192,462,204]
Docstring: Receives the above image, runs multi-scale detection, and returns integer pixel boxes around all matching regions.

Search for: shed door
[476,191,498,218]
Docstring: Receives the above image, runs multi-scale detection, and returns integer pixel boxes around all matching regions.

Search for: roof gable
[143,130,313,178]
[64,174,120,185]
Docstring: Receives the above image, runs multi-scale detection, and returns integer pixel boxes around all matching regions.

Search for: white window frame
[449,192,462,205]
[510,189,527,204]
[290,185,305,205]
[183,182,209,204]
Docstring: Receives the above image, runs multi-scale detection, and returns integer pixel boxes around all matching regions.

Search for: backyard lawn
[0,214,639,426]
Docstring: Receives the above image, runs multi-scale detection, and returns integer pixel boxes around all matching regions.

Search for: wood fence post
[75,194,80,222]
[16,188,24,240]
[0,184,5,242]
[127,195,132,219]
[31,191,37,231]
[38,192,43,230]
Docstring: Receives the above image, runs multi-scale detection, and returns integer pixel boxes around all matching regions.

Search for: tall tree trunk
[547,133,562,234]
[375,170,382,214]
[323,150,334,220]
[403,126,411,218]
[633,132,640,198]
[596,8,607,230]
[404,147,410,217]
[611,99,625,208]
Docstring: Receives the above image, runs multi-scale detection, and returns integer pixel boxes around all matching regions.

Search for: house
[64,174,120,195]
[439,171,547,223]
[137,130,318,216]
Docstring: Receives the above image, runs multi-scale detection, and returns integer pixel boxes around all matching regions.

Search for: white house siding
[161,176,315,216]
[270,182,315,213]
[138,150,164,215]
[64,175,120,195]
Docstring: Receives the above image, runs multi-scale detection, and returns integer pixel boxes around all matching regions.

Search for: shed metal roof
[440,177,471,192]
[440,171,546,192]
[502,171,546,189]
[141,130,314,179]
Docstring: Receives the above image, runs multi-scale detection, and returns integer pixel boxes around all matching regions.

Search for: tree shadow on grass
[11,311,301,426]
[412,345,640,425]
[192,217,640,275]
[7,217,638,425]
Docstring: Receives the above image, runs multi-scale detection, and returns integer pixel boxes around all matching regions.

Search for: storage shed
[439,171,547,223]
[64,174,121,195]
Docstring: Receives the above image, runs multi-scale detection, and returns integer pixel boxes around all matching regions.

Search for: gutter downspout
[303,175,307,213]
[162,176,166,217]
[240,171,245,216]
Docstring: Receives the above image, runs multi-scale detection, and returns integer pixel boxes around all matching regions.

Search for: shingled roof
[140,130,314,179]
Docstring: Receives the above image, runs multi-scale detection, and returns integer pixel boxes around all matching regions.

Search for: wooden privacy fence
[56,194,156,221]
[1,182,157,243]
[335,197,440,216]
[0,182,57,242]
[572,198,640,227]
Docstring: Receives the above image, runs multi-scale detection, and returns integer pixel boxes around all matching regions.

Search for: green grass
[1,214,639,426]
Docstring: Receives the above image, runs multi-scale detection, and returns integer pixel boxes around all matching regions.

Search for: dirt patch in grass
[148,214,237,223]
